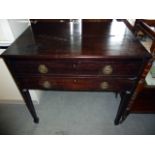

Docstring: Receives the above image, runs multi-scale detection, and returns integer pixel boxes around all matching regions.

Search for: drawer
[9,59,142,77]
[17,76,135,91]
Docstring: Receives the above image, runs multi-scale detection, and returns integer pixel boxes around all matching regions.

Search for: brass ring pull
[38,64,48,74]
[102,65,113,75]
[100,81,109,90]
[42,81,51,89]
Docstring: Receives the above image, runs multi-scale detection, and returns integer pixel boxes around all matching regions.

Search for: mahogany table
[1,20,152,125]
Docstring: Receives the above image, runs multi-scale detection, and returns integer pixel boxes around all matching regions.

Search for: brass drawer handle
[100,81,109,90]
[102,65,113,75]
[42,81,51,89]
[38,64,48,74]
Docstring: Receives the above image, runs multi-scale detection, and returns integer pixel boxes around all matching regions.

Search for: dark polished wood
[125,58,154,114]
[30,19,70,24]
[16,76,135,91]
[3,21,150,58]
[1,20,152,125]
[7,58,142,77]
[21,89,39,123]
[130,87,155,113]
[122,20,155,115]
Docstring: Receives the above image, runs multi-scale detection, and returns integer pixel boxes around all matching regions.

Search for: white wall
[7,19,31,40]
[0,20,14,45]
[0,50,23,103]
[0,19,40,104]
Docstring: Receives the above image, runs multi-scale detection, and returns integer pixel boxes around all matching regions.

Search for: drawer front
[9,59,142,77]
[17,77,135,91]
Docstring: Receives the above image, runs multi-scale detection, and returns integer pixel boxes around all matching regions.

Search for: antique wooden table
[1,20,152,125]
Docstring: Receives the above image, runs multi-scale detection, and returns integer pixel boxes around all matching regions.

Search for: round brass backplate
[38,64,48,74]
[102,65,113,75]
[100,81,109,90]
[42,81,51,89]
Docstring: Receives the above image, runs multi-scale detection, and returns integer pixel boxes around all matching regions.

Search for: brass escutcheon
[38,64,48,74]
[102,65,113,75]
[100,81,109,90]
[42,81,51,89]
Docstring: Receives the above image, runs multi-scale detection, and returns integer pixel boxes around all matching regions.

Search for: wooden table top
[2,20,151,59]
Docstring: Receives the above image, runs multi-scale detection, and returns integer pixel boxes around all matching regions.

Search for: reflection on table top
[2,20,151,59]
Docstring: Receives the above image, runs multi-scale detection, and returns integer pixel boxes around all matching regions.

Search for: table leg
[114,91,131,125]
[21,89,39,123]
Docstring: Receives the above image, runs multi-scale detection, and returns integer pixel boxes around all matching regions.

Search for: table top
[2,20,151,59]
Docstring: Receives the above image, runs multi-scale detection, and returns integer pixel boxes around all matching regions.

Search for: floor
[0,91,155,135]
